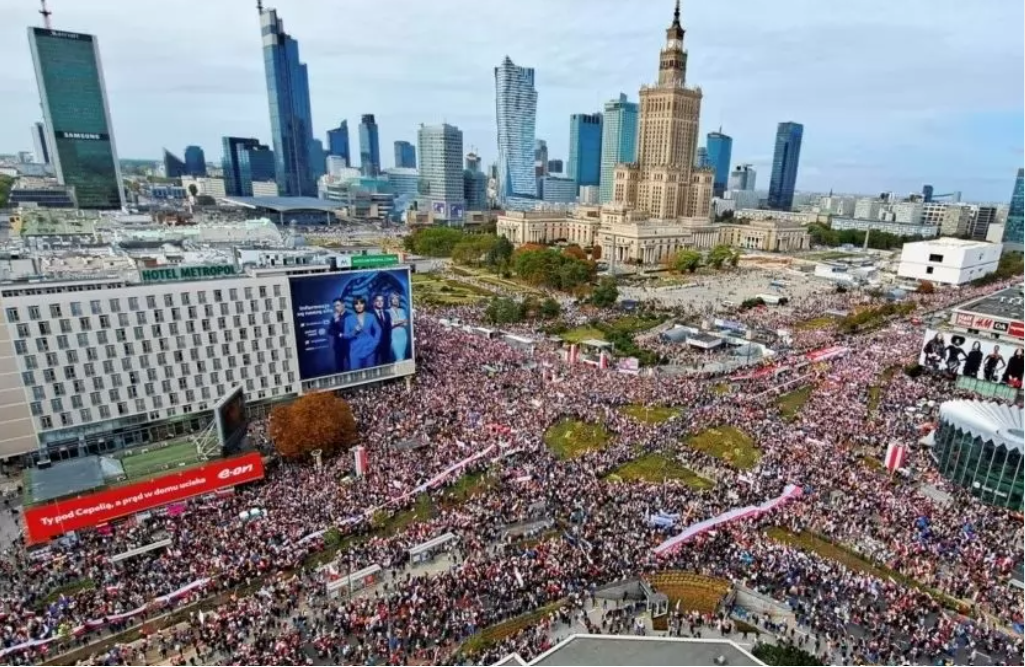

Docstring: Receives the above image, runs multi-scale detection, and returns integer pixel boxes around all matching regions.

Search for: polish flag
[884,442,907,472]
[353,446,368,477]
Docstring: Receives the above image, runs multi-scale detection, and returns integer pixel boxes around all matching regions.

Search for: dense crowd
[0,274,1021,666]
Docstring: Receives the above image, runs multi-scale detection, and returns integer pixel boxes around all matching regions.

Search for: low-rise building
[717,218,810,252]
[733,208,818,225]
[897,237,1001,285]
[831,216,939,238]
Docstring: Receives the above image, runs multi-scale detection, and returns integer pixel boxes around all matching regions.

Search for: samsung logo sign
[56,131,109,141]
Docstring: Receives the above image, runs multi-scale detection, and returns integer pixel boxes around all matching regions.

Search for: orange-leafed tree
[590,245,602,261]
[917,280,935,294]
[562,244,587,261]
[269,392,358,459]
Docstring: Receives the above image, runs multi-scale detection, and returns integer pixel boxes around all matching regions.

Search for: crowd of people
[0,271,1021,666]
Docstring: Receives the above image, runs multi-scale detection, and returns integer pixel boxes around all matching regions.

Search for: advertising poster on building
[920,328,1024,387]
[215,386,248,454]
[289,268,414,381]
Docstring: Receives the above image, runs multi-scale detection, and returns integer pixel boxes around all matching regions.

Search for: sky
[1,0,1022,202]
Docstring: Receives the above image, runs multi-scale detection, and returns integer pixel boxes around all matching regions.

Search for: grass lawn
[560,326,607,344]
[685,426,761,469]
[776,385,813,420]
[475,274,541,294]
[116,441,201,479]
[765,527,969,613]
[794,315,837,331]
[866,365,899,414]
[40,578,95,606]
[606,314,667,334]
[544,419,611,459]
[439,471,494,508]
[609,453,714,490]
[411,274,496,304]
[618,404,681,424]
[459,600,567,656]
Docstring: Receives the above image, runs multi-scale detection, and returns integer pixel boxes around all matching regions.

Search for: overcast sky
[1,0,1022,201]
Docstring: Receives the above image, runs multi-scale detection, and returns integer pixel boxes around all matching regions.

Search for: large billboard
[289,268,414,381]
[23,452,265,544]
[215,386,248,455]
[920,328,1024,387]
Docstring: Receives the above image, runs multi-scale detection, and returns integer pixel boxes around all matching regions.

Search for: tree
[728,249,741,267]
[484,297,524,324]
[590,245,603,261]
[0,174,13,209]
[752,642,822,666]
[707,244,735,269]
[452,235,498,266]
[916,279,935,294]
[268,393,358,459]
[405,227,467,257]
[591,277,619,308]
[486,236,514,270]
[562,244,587,261]
[187,183,199,198]
[511,248,594,291]
[669,249,702,273]
[539,297,562,319]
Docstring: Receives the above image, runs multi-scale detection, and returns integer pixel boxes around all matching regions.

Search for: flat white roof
[908,237,994,249]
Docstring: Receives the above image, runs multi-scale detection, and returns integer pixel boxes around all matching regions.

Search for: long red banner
[24,452,265,544]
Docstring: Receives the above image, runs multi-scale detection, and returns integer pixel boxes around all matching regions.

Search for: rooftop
[219,196,343,213]
[956,286,1025,321]
[939,400,1024,454]
[528,635,763,667]
[910,237,995,249]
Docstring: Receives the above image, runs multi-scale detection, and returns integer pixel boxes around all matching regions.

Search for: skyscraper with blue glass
[568,113,602,191]
[184,145,206,176]
[259,6,316,197]
[599,93,639,204]
[28,26,124,209]
[222,136,275,197]
[326,121,350,167]
[359,114,381,176]
[494,56,538,207]
[1003,167,1024,252]
[394,141,416,169]
[705,130,732,197]
[767,121,803,210]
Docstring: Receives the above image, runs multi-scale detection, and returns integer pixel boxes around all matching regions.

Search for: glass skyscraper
[28,27,124,209]
[417,123,465,221]
[222,137,275,197]
[326,121,350,167]
[767,121,803,211]
[184,145,206,176]
[568,113,602,189]
[1002,167,1024,251]
[359,114,381,176]
[260,6,316,197]
[494,56,538,207]
[163,149,186,178]
[394,141,416,169]
[599,93,639,204]
[705,130,732,198]
[31,121,50,165]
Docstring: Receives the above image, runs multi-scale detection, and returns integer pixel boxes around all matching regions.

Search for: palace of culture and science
[497,2,809,263]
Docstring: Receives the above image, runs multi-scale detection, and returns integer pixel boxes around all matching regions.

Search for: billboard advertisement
[920,328,1024,387]
[289,268,414,381]
[23,452,265,544]
[953,312,1024,340]
[215,386,248,455]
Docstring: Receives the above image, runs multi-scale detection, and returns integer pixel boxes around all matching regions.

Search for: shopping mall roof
[527,635,763,667]
[939,400,1024,454]
[955,286,1025,321]
[219,196,342,213]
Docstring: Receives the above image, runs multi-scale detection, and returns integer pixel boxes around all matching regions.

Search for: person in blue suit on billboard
[343,296,382,370]
[388,291,410,361]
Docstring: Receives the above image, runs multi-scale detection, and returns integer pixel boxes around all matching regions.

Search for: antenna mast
[39,0,53,29]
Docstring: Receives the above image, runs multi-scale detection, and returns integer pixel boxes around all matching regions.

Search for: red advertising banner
[24,452,265,545]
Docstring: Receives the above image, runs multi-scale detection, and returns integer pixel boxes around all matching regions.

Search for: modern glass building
[326,121,350,166]
[28,27,124,209]
[417,123,465,221]
[568,112,602,190]
[184,145,206,176]
[310,138,326,180]
[31,121,50,165]
[767,121,803,211]
[260,7,317,197]
[464,169,488,211]
[163,149,186,178]
[1002,167,1024,252]
[932,400,1023,511]
[599,93,638,203]
[383,167,420,198]
[495,56,538,207]
[394,141,416,169]
[359,114,381,176]
[706,130,733,198]
[222,137,275,197]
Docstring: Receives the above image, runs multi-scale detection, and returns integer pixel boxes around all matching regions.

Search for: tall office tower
[359,114,381,176]
[418,123,466,220]
[547,159,563,174]
[728,164,756,191]
[183,145,206,176]
[464,165,488,211]
[259,5,316,196]
[969,206,997,241]
[705,130,732,197]
[394,140,416,169]
[1002,168,1024,251]
[31,122,50,165]
[568,112,602,189]
[598,93,639,203]
[28,24,124,208]
[326,121,350,166]
[163,149,186,178]
[922,184,934,203]
[534,139,549,177]
[767,121,804,210]
[694,146,708,169]
[465,152,482,172]
[612,1,711,220]
[494,56,538,206]
[222,136,275,197]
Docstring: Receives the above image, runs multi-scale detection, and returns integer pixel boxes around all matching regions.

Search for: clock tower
[658,0,687,88]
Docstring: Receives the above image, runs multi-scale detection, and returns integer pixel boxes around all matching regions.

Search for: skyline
[0,0,1022,201]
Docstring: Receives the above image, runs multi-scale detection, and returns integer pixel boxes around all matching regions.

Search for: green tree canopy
[591,277,619,308]
[669,249,702,273]
[404,227,467,257]
[484,297,525,324]
[511,248,595,291]
[707,244,735,269]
